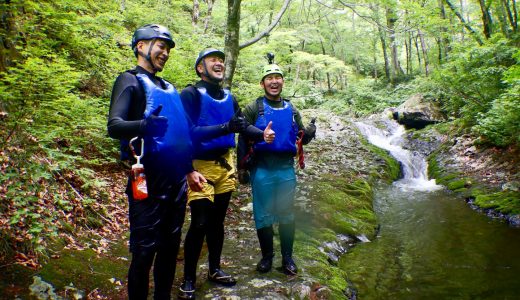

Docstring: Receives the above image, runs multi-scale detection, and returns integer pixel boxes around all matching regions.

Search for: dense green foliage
[0,0,518,264]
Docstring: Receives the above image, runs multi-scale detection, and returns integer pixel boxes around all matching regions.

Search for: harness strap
[256,97,297,118]
[215,156,233,171]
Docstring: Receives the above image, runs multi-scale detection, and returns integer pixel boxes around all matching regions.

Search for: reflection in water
[344,120,520,299]
[342,187,520,299]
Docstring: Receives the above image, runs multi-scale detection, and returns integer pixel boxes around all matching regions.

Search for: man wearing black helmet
[107,24,205,300]
[177,48,273,299]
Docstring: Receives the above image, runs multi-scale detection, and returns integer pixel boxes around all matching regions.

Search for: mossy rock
[37,237,129,297]
[447,179,467,190]
[473,191,520,214]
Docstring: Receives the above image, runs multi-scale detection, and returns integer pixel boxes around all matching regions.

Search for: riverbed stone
[391,94,445,129]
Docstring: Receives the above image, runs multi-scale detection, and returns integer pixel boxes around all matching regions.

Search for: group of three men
[107,24,316,300]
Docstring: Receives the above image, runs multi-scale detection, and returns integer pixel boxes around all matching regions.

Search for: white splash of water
[355,120,442,191]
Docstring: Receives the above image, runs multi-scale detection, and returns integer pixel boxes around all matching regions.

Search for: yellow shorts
[188,151,237,203]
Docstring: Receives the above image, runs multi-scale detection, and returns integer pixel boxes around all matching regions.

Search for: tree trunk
[406,35,411,75]
[414,35,422,73]
[371,4,390,80]
[192,0,200,26]
[320,39,331,92]
[373,37,378,80]
[445,0,484,45]
[224,0,241,88]
[386,6,400,84]
[418,29,430,76]
[438,0,451,61]
[352,11,360,74]
[503,0,518,33]
[0,2,18,72]
[379,27,390,80]
[497,0,511,37]
[512,0,519,31]
[478,0,493,38]
[203,0,215,33]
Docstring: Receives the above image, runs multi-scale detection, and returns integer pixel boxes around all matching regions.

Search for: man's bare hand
[187,170,206,192]
[263,121,275,144]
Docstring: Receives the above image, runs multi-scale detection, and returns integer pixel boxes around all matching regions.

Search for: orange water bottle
[129,137,148,200]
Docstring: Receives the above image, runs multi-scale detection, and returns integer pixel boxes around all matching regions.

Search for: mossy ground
[1,234,130,299]
[427,130,520,219]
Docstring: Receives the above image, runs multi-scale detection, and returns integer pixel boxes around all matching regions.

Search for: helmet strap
[201,59,222,84]
[137,39,158,73]
[146,39,158,72]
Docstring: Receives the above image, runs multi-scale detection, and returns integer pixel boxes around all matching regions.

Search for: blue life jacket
[195,87,236,152]
[136,74,192,172]
[254,98,298,154]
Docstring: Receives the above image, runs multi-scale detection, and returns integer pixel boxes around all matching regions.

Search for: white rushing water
[355,119,442,191]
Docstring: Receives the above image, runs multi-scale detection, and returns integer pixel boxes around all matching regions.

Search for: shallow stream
[344,120,520,299]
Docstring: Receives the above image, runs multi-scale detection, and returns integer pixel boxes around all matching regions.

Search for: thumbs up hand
[263,121,275,144]
[142,104,168,137]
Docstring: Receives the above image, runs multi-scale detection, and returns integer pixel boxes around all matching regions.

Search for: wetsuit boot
[279,222,298,275]
[207,193,236,286]
[256,226,274,272]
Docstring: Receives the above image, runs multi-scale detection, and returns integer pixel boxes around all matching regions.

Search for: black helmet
[194,48,225,76]
[131,24,175,52]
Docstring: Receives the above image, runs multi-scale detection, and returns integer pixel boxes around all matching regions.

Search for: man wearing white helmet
[242,54,316,276]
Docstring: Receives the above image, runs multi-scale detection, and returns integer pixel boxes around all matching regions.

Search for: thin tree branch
[444,0,484,45]
[239,0,291,50]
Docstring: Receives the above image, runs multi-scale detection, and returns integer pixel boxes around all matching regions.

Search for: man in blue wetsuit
[107,24,205,300]
[242,59,316,275]
[177,48,273,299]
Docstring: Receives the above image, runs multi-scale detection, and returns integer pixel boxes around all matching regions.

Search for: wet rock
[502,181,520,192]
[355,234,371,243]
[313,285,332,299]
[291,283,311,299]
[391,94,445,129]
[508,215,520,227]
[29,276,61,300]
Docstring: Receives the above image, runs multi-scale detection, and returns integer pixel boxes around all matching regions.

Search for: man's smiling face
[261,74,284,101]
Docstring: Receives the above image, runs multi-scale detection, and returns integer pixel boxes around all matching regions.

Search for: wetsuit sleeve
[242,100,258,127]
[180,86,230,142]
[107,72,146,139]
[294,109,315,145]
[240,100,264,142]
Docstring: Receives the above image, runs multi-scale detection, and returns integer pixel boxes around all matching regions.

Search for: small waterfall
[355,119,441,191]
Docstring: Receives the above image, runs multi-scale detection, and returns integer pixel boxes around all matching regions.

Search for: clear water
[341,186,520,300]
[344,120,520,299]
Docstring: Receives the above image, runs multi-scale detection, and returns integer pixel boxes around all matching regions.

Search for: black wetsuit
[107,66,192,300]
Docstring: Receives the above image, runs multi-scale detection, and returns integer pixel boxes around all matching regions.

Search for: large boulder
[392,94,445,129]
